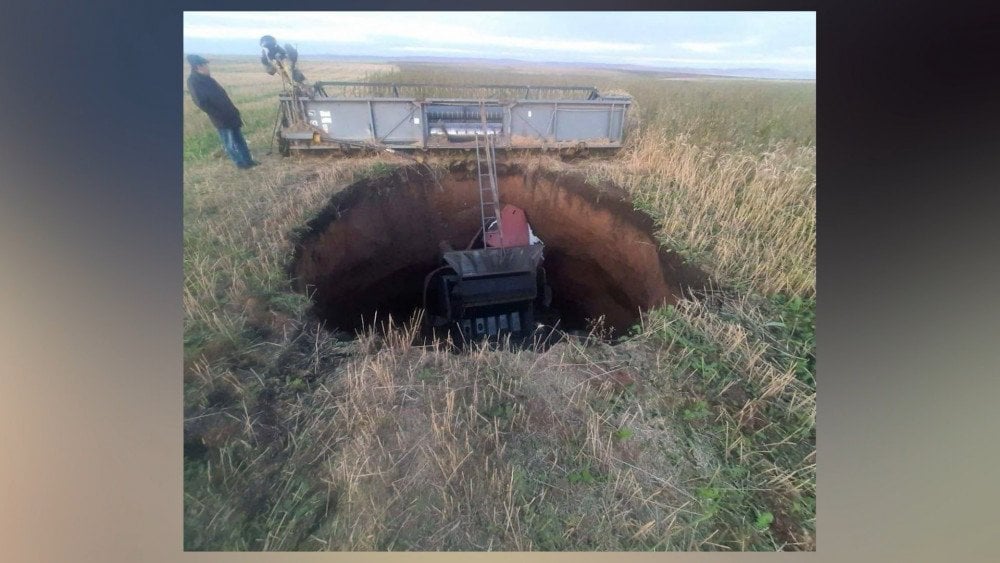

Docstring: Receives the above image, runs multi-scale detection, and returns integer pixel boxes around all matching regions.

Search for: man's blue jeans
[217,127,254,168]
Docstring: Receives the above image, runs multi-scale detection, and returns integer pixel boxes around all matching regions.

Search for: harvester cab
[422,134,552,344]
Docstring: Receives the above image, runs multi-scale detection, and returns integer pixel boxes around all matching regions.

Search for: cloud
[627,55,814,70]
[674,36,762,54]
[675,41,735,54]
[184,12,645,53]
[393,46,477,55]
[183,11,813,70]
[183,23,372,43]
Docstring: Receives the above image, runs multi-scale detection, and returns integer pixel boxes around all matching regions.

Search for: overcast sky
[184,12,815,76]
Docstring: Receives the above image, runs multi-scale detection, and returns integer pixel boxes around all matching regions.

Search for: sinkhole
[289,164,708,339]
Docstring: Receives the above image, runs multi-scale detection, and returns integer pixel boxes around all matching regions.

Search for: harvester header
[261,36,632,155]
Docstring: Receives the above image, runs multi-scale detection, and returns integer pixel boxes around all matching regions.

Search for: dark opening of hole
[332,260,440,330]
[290,164,708,340]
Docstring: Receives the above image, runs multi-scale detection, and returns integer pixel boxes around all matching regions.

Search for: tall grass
[593,138,815,295]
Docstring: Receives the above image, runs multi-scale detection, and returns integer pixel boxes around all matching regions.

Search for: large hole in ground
[290,164,708,338]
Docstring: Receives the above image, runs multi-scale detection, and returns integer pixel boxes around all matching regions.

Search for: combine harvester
[263,37,630,342]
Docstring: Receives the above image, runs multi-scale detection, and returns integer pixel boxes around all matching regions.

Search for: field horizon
[185,53,817,81]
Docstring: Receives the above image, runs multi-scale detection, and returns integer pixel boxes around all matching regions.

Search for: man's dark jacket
[187,72,242,130]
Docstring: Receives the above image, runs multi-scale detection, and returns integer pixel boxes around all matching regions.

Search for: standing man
[186,55,259,169]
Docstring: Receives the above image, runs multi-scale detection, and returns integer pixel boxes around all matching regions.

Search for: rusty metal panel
[609,105,626,140]
[371,101,423,144]
[510,103,556,141]
[554,104,617,142]
[304,100,370,141]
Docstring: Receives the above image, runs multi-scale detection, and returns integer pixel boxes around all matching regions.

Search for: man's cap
[187,54,209,66]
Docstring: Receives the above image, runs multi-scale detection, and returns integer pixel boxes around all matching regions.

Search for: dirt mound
[290,164,708,336]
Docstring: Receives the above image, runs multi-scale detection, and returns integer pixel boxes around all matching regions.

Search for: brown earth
[290,164,709,336]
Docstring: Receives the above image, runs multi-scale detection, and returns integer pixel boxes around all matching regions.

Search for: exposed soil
[290,164,708,337]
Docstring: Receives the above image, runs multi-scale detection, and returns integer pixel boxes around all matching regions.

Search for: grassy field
[183,56,815,551]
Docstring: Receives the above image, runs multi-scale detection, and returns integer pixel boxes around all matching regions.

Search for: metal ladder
[475,131,503,249]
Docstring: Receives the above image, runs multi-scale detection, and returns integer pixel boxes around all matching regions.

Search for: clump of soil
[290,164,708,336]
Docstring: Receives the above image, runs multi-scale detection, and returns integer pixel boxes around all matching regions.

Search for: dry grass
[586,138,815,295]
[183,57,815,551]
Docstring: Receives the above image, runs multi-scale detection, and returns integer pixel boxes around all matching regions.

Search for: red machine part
[486,204,531,248]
